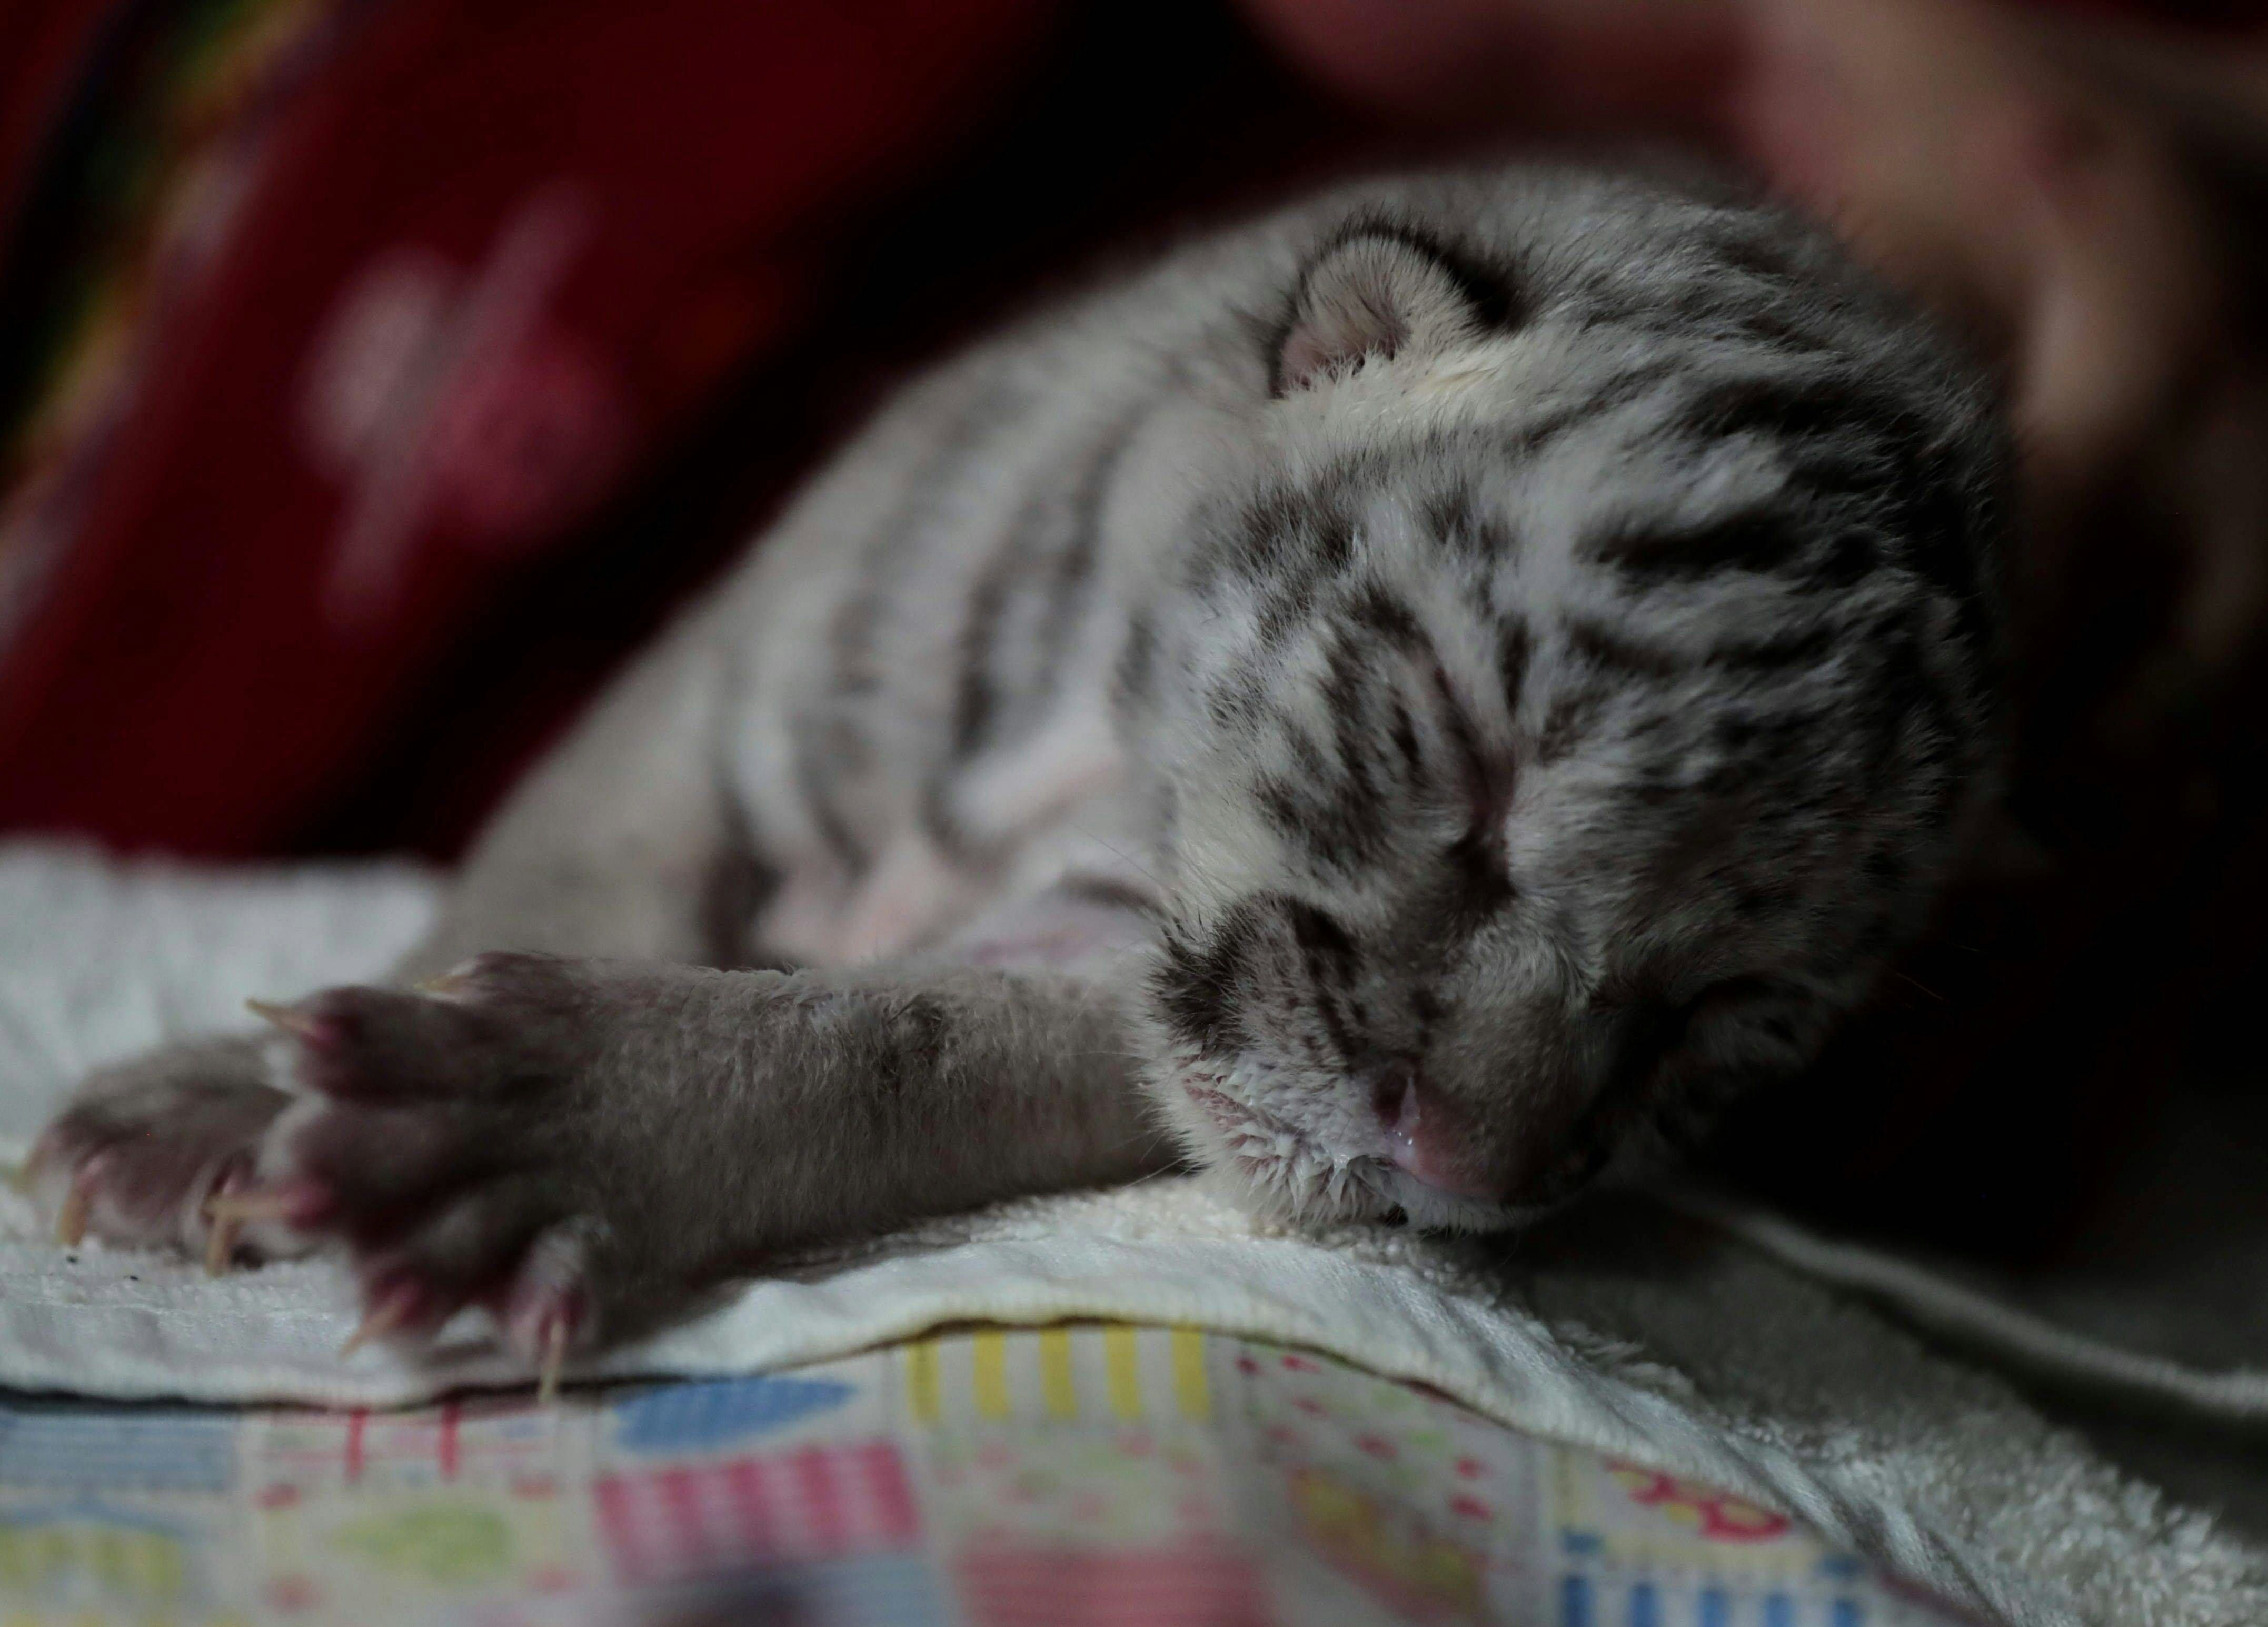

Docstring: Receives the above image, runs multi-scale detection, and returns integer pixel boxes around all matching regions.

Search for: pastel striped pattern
[594,1441,917,1583]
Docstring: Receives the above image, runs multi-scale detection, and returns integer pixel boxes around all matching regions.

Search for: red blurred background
[0,0,1394,860]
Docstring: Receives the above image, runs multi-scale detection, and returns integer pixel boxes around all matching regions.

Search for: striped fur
[30,161,2012,1326]
[705,163,2005,1231]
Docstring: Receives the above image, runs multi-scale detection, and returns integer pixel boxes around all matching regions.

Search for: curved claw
[54,1178,89,1248]
[245,998,332,1043]
[339,1281,425,1358]
[204,1188,317,1225]
[204,1210,241,1277]
[202,1155,260,1277]
[537,1316,570,1407]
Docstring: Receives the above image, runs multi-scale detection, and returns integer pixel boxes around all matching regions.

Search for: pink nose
[1377,1067,1501,1202]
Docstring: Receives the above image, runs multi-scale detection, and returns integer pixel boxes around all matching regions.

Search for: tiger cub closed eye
[31,163,2004,1370]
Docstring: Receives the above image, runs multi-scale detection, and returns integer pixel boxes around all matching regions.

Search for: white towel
[1,840,2262,1627]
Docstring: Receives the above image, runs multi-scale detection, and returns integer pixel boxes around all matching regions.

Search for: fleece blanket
[1,840,2263,1627]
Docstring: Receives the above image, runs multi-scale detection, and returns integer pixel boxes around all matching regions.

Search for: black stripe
[1565,618,1682,682]
[1705,624,1837,673]
[1033,413,1147,696]
[1323,632,1390,850]
[952,534,1020,756]
[1588,507,1806,581]
[1676,364,2001,670]
[1675,370,1907,447]
[831,379,1023,708]
[1112,610,1158,709]
[1496,613,1534,719]
[819,379,1026,870]
[1885,443,2000,662]
[1446,826,1516,920]
[700,786,781,969]
[1256,775,1306,839]
[1205,659,1267,730]
[951,412,1140,761]
[1420,479,1477,551]
[1153,908,1261,1056]
[1505,360,1685,457]
[1535,687,1604,766]
[1211,487,1304,583]
[1285,899,1363,1066]
[1263,716,1393,871]
[1861,847,1909,887]
[1801,531,1879,590]
[1429,659,1489,802]
[1711,705,1833,755]
[1856,613,1962,817]
[1348,581,1425,650]
[1705,226,1807,287]
[1388,693,1423,777]
[1255,576,1319,653]
[1421,479,1519,562]
[1675,369,1991,613]
[795,712,867,871]
[932,408,1149,849]
[1308,504,1356,576]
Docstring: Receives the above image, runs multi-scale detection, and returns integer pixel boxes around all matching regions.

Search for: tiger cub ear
[1272,226,1503,396]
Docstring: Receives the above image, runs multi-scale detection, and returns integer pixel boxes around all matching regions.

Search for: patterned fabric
[0,1324,1977,1626]
[594,1443,920,1582]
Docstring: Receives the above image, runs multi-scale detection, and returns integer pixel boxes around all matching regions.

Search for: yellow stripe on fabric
[91,1529,126,1590]
[1172,1326,1210,1419]
[972,1329,1012,1420]
[120,1530,181,1599]
[1039,1326,1078,1420]
[905,1337,941,1425]
[1104,1324,1143,1420]
[152,1534,184,1600]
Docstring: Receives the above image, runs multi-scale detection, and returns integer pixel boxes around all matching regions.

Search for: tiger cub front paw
[241,953,737,1385]
[30,1039,300,1272]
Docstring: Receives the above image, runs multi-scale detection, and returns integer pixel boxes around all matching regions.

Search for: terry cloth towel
[1,840,2263,1627]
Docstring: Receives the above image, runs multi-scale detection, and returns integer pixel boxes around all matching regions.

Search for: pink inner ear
[1278,293,1406,393]
[1278,329,1339,393]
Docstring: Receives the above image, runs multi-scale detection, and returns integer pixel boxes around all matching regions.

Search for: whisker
[1068,824,1169,893]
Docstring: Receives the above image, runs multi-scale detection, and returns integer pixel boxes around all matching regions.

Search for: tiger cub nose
[1372,1063,1500,1202]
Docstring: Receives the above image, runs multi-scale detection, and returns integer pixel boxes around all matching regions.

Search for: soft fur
[29,163,2007,1360]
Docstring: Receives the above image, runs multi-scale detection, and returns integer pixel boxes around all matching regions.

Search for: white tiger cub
[32,162,2005,1378]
